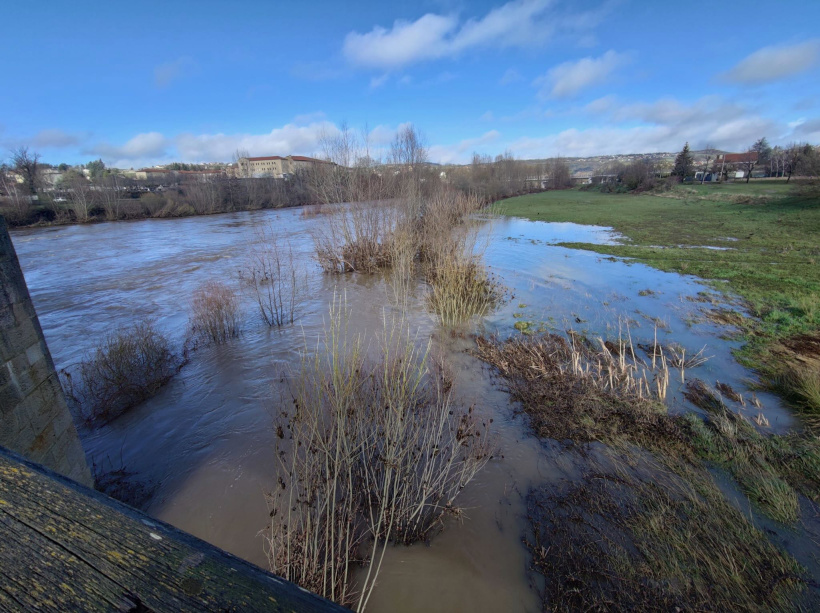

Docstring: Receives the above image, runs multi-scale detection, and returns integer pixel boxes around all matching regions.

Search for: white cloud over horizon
[721,39,820,84]
[342,0,612,70]
[535,50,629,99]
[507,95,781,158]
[10,91,817,169]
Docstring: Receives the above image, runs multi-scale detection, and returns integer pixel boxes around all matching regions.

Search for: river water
[10,206,792,611]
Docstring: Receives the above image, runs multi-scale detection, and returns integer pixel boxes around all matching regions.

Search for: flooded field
[10,206,800,611]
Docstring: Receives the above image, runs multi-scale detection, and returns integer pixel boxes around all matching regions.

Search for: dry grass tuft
[189,280,241,344]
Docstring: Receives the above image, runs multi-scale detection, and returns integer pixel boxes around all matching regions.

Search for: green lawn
[497,183,820,413]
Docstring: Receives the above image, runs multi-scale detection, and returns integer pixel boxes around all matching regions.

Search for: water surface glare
[11,207,790,611]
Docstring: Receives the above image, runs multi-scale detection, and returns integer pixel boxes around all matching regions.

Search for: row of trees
[673,139,820,183]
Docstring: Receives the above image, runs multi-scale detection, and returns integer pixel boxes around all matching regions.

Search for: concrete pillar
[0,216,92,486]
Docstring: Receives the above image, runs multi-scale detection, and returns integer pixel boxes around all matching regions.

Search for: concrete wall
[0,217,92,486]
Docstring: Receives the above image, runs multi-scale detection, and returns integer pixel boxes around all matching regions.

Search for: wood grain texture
[0,446,347,612]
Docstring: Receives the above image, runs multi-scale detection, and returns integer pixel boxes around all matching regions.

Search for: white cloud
[86,120,434,167]
[174,122,339,162]
[428,130,501,164]
[342,0,612,70]
[344,13,458,69]
[499,67,523,85]
[722,40,820,84]
[480,111,495,121]
[154,57,196,88]
[583,95,618,114]
[31,129,82,148]
[535,50,629,99]
[796,118,820,137]
[87,132,170,164]
[506,96,780,158]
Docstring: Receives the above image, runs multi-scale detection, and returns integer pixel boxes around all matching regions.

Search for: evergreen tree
[673,142,694,179]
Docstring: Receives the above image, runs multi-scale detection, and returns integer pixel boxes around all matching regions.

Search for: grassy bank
[497,181,820,415]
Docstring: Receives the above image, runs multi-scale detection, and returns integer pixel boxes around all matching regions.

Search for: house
[41,168,65,187]
[237,155,334,178]
[712,152,758,180]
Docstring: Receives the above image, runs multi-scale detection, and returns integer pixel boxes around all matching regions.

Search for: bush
[189,281,241,344]
[240,224,307,326]
[63,319,180,424]
[265,299,492,608]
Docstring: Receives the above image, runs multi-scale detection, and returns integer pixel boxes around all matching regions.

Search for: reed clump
[312,185,502,325]
[189,280,241,344]
[265,299,493,610]
[313,202,398,274]
[426,258,504,327]
[473,331,677,446]
[62,319,181,424]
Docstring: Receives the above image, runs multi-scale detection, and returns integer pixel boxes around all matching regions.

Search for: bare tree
[784,143,804,182]
[234,149,252,178]
[389,124,428,168]
[700,145,715,184]
[738,148,758,184]
[63,171,95,222]
[11,147,41,195]
[547,157,573,189]
[96,174,121,220]
[0,165,30,220]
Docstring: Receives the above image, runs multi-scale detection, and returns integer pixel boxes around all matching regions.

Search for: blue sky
[2,0,819,167]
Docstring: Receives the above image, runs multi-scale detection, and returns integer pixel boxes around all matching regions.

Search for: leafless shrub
[265,298,492,610]
[62,319,180,424]
[240,224,308,326]
[313,202,398,273]
[189,281,241,343]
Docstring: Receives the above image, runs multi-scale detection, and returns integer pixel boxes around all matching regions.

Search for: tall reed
[265,297,492,610]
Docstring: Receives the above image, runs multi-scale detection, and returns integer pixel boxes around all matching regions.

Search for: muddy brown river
[10,206,796,611]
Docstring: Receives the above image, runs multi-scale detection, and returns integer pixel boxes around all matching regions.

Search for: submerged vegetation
[265,298,492,610]
[498,182,820,416]
[240,224,307,327]
[308,127,506,325]
[62,319,182,424]
[528,462,804,611]
[189,280,241,344]
[475,329,820,610]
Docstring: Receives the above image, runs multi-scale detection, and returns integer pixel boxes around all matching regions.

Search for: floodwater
[10,207,793,611]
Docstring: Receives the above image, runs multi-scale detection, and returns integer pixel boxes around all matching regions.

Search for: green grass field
[497,181,820,414]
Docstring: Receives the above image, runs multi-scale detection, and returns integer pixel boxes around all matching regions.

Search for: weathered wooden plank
[0,446,347,612]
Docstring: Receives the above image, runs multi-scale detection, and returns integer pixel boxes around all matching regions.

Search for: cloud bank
[343,0,611,70]
[722,40,820,84]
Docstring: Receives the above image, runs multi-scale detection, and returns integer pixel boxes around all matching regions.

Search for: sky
[2,0,820,168]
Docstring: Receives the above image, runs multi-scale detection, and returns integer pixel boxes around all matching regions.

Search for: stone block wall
[0,217,92,486]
